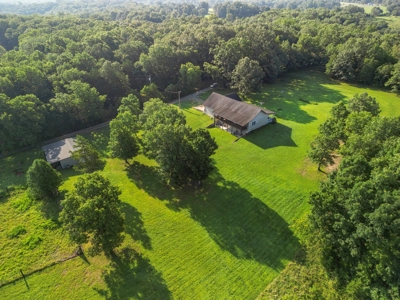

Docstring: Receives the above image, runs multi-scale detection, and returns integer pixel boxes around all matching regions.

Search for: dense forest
[0,0,340,16]
[1,3,400,154]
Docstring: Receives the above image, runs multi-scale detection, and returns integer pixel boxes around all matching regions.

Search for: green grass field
[340,2,387,14]
[1,69,400,299]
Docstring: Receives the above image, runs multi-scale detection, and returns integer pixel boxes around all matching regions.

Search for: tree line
[307,94,400,298]
[0,0,340,16]
[1,5,400,153]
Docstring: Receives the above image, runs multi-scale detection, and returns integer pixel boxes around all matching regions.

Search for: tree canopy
[308,96,400,298]
[0,5,399,152]
[71,135,105,173]
[60,172,125,257]
[26,159,62,200]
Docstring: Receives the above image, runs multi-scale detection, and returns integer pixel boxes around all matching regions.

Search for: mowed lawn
[1,69,400,299]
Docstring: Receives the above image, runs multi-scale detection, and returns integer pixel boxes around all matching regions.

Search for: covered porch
[214,115,247,136]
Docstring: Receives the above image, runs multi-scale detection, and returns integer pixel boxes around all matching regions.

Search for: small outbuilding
[203,92,276,136]
[42,138,78,169]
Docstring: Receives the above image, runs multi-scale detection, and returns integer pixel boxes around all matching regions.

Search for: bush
[7,225,27,239]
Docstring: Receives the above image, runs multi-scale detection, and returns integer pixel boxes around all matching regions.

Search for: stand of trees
[308,94,400,298]
[140,98,218,187]
[0,6,400,153]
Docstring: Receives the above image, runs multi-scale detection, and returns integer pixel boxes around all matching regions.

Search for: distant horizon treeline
[0,0,341,17]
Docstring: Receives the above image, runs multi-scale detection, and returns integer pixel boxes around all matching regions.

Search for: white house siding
[60,157,78,169]
[204,106,214,117]
[246,112,272,133]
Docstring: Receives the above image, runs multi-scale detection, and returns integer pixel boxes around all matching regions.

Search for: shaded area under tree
[127,165,300,269]
[94,247,172,300]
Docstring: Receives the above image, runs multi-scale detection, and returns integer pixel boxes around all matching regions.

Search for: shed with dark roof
[203,92,275,135]
[225,93,242,102]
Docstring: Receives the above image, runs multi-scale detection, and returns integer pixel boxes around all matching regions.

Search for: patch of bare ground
[297,158,326,181]
[326,154,342,173]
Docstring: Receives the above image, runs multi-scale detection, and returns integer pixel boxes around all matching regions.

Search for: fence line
[0,252,80,289]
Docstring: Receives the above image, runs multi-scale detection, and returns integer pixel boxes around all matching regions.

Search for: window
[252,121,256,126]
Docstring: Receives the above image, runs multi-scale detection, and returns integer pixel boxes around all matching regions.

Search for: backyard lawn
[1,69,400,299]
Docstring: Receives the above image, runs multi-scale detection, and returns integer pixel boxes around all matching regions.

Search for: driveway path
[169,87,212,105]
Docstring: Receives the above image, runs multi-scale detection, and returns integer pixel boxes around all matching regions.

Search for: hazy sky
[0,0,55,3]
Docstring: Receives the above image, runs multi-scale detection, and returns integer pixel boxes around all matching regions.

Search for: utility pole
[178,91,181,108]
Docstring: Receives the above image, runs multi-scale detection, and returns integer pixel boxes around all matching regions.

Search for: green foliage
[22,234,42,250]
[0,94,47,152]
[109,127,139,165]
[308,93,382,170]
[71,135,105,173]
[139,83,164,104]
[348,92,381,116]
[231,57,264,96]
[140,98,186,134]
[118,94,141,117]
[50,80,106,125]
[310,110,400,297]
[6,225,27,239]
[26,159,62,200]
[308,134,338,170]
[109,97,141,165]
[142,122,217,187]
[60,172,125,256]
[11,192,34,212]
[179,62,202,93]
[385,62,400,94]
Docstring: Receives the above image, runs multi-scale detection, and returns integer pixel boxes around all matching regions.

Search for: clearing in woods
[1,69,400,299]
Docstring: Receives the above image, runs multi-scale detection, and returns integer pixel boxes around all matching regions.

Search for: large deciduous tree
[139,83,164,104]
[108,94,141,165]
[179,62,202,93]
[231,57,264,96]
[60,172,125,256]
[141,100,217,187]
[71,135,105,173]
[143,124,217,187]
[26,159,62,200]
[347,92,381,116]
[50,80,106,125]
[0,94,47,152]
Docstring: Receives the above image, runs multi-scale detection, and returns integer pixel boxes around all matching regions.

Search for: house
[42,138,78,169]
[203,92,275,136]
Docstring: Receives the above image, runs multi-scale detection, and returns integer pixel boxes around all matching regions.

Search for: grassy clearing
[377,15,400,28]
[340,2,387,14]
[1,69,400,299]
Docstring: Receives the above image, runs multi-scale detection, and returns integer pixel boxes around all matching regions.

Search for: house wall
[204,106,214,117]
[247,112,273,132]
[60,157,78,169]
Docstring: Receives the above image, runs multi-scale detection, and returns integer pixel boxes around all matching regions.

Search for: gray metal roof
[42,138,77,164]
[203,92,275,127]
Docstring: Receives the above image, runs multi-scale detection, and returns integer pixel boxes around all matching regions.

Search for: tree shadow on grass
[243,123,297,150]
[94,247,172,300]
[127,162,175,202]
[120,202,152,250]
[249,69,345,124]
[127,164,300,269]
[39,197,62,220]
